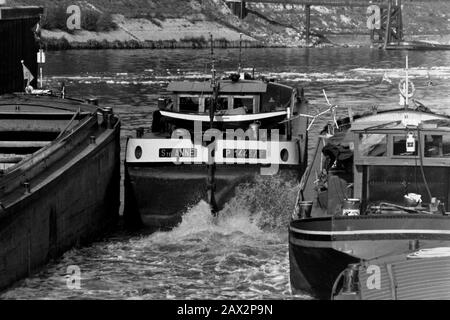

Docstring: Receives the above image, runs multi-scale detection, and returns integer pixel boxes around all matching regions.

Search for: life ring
[398,79,415,98]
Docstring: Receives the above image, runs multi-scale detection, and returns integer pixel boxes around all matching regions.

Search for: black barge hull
[124,164,300,229]
[0,95,121,291]
[289,215,450,299]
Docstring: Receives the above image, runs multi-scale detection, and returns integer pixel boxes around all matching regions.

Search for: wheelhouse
[162,80,293,115]
[348,111,450,212]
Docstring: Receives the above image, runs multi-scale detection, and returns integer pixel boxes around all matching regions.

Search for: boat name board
[126,138,298,165]
[159,148,197,158]
[223,148,267,159]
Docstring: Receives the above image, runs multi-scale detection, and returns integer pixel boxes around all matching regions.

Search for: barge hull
[289,241,358,299]
[289,214,450,299]
[124,164,300,228]
[0,122,120,290]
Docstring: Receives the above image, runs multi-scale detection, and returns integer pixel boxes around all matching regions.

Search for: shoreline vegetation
[41,36,267,51]
[33,3,339,51]
[41,34,450,51]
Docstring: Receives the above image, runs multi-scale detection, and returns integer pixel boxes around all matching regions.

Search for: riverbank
[41,32,450,51]
[38,12,318,50]
[37,11,450,51]
[11,0,450,50]
[40,15,267,50]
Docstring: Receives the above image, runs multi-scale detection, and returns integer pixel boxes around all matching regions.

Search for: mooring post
[305,5,311,45]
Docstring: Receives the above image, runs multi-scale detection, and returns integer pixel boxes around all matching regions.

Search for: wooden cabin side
[165,81,293,115]
[325,111,450,214]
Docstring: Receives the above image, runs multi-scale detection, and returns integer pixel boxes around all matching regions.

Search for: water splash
[0,176,308,300]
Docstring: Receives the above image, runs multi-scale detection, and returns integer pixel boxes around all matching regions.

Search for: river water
[2,47,450,300]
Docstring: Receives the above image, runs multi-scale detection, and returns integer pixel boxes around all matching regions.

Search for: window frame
[178,94,202,113]
[354,130,450,167]
[357,133,389,158]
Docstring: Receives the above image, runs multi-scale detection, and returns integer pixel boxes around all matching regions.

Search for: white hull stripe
[160,110,287,122]
[289,227,450,236]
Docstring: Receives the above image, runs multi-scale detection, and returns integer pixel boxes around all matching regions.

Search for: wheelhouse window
[205,97,229,113]
[358,134,387,157]
[393,135,418,156]
[179,96,200,112]
[425,134,450,157]
[233,97,254,113]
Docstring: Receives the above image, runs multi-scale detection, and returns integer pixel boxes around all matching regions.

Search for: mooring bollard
[101,107,114,129]
[87,98,98,106]
[343,264,359,293]
[409,239,420,251]
[23,182,31,194]
[136,127,144,138]
[293,200,313,220]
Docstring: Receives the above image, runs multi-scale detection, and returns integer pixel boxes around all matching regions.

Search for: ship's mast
[207,34,218,214]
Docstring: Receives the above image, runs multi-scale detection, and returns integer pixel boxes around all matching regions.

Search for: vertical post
[384,0,392,49]
[397,0,403,41]
[37,49,45,89]
[238,33,242,74]
[208,34,218,214]
[305,5,311,45]
[405,55,409,108]
[39,65,43,89]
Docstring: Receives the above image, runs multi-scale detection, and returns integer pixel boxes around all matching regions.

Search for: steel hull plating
[0,95,121,291]
[124,163,300,228]
[289,240,358,299]
[288,214,450,299]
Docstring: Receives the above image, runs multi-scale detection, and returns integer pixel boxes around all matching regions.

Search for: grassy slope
[8,0,450,46]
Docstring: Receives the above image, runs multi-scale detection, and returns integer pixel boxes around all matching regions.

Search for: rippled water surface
[2,47,450,299]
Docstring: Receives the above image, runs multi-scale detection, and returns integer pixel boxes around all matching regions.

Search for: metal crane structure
[225,0,414,46]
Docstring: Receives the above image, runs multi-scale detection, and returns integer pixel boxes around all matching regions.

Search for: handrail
[296,137,323,203]
[56,108,81,139]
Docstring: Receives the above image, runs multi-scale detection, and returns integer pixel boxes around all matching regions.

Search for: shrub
[100,39,111,49]
[97,13,117,32]
[86,39,102,49]
[41,6,67,30]
[81,10,101,31]
[111,40,124,49]
[41,6,116,33]
[42,37,71,51]
[125,40,142,49]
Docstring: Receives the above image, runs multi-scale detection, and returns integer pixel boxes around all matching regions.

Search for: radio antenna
[210,34,216,89]
[238,33,242,74]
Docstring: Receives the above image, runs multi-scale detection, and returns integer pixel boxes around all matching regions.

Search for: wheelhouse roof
[167,80,267,94]
[0,6,43,20]
[326,109,450,148]
[350,109,450,132]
